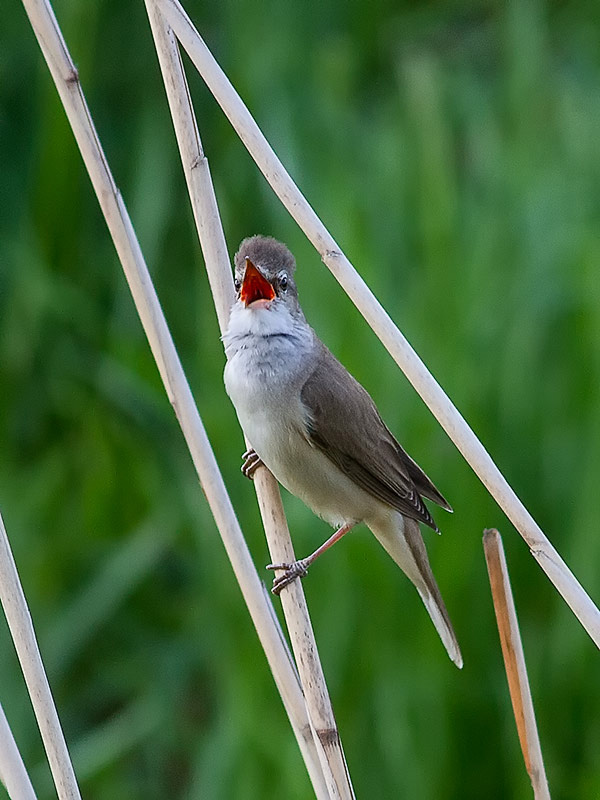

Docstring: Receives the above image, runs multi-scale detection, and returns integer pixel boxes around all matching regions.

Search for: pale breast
[225,349,379,527]
[223,313,386,527]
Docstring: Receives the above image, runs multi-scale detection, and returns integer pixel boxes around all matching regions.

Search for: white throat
[223,299,313,397]
[224,299,294,340]
[223,300,312,359]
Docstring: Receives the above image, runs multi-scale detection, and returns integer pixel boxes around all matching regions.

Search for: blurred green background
[1,0,600,797]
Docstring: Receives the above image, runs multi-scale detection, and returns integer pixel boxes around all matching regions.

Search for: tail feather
[371,515,463,668]
[404,518,463,668]
[416,586,463,668]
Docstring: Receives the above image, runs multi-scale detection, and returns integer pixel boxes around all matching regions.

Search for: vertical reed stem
[0,703,38,800]
[144,4,354,796]
[484,529,551,800]
[0,512,81,800]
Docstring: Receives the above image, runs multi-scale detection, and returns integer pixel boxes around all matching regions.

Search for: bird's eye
[279,274,288,292]
[234,278,241,293]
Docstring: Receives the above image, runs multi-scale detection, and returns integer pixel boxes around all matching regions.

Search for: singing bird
[223,236,462,667]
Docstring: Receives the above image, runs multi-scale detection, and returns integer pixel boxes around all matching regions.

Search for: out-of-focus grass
[1,1,599,798]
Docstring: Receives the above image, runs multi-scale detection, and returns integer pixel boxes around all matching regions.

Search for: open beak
[240,258,276,308]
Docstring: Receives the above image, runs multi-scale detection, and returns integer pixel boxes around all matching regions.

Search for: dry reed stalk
[20,0,334,797]
[144,5,353,797]
[160,0,600,650]
[0,512,80,800]
[484,529,551,800]
[0,703,38,800]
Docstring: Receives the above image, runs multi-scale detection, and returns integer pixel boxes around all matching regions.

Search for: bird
[223,235,462,668]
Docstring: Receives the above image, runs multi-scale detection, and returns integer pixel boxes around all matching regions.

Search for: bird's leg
[267,521,356,595]
[241,448,263,479]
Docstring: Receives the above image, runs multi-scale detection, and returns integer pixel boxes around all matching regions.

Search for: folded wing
[300,342,451,531]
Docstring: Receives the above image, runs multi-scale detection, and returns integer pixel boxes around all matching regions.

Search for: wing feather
[300,342,450,531]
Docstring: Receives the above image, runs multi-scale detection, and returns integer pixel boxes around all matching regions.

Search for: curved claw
[266,559,310,595]
[241,448,263,479]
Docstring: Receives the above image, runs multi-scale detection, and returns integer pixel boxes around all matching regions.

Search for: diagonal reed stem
[143,4,353,797]
[20,0,332,797]
[0,512,80,800]
[0,702,38,800]
[483,529,551,800]
[160,0,600,650]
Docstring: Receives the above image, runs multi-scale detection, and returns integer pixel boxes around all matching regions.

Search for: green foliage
[1,0,600,797]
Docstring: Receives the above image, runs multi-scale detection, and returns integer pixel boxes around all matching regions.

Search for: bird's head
[233,236,303,320]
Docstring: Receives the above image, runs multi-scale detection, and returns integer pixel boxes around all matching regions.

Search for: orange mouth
[240,259,276,307]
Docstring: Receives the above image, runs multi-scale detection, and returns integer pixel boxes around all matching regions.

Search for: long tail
[371,515,463,668]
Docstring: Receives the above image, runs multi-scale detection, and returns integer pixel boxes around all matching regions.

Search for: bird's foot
[266,559,310,595]
[241,448,263,479]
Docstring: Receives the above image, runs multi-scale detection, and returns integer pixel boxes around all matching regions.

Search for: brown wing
[300,342,451,531]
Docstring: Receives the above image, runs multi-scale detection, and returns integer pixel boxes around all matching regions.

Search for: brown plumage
[301,339,451,531]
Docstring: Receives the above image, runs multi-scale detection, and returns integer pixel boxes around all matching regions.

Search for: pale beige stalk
[0,702,38,800]
[20,2,333,797]
[160,0,600,649]
[484,529,551,800]
[0,513,80,800]
[144,5,353,797]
